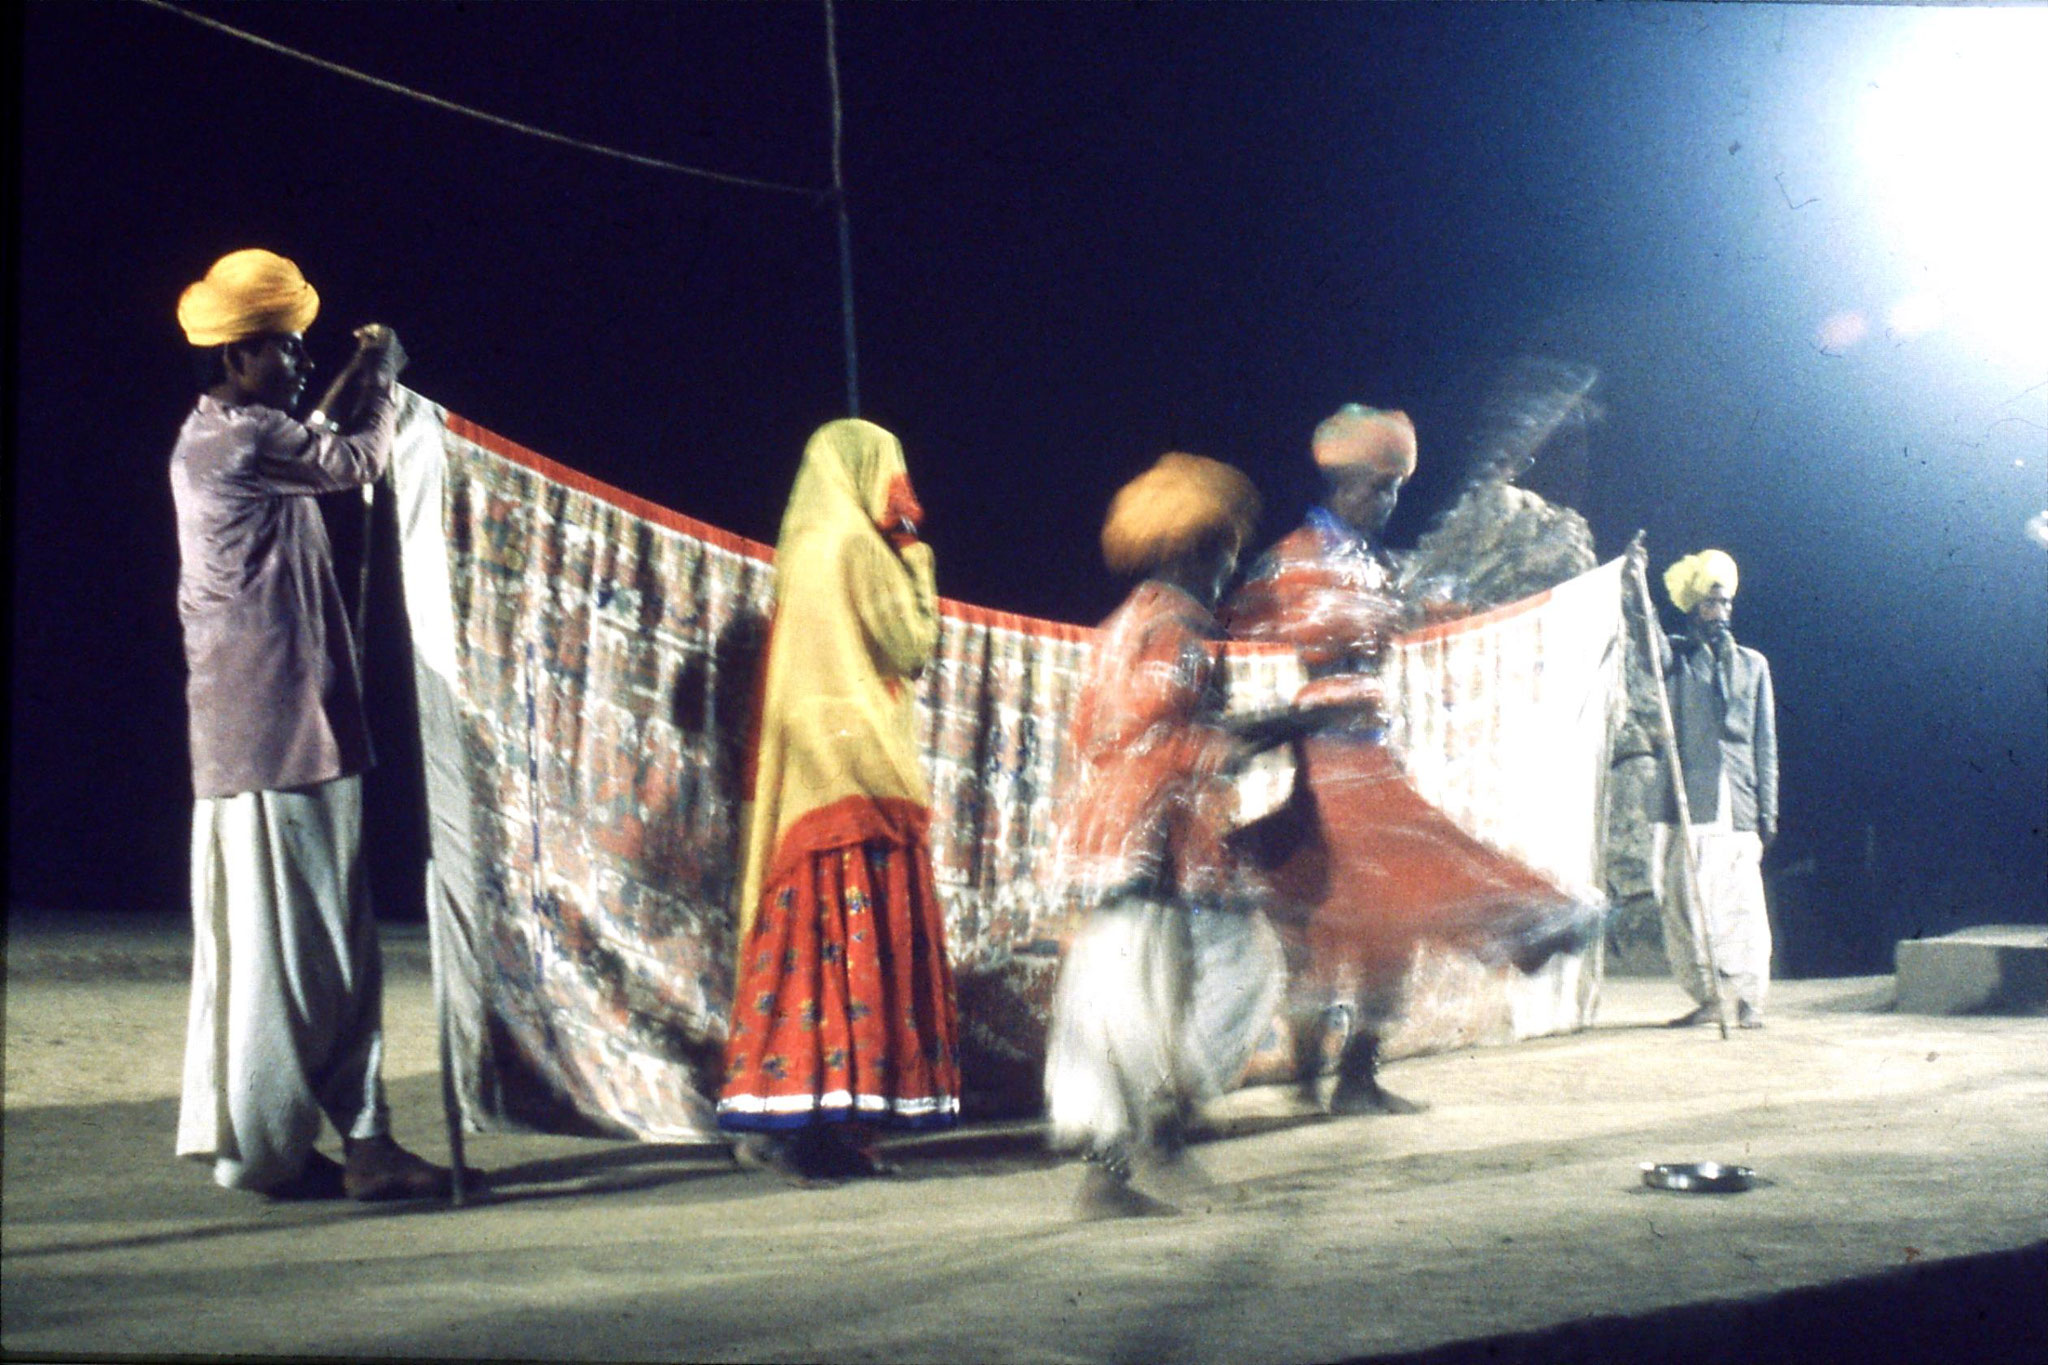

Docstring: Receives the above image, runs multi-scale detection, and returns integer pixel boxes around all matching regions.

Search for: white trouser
[1044,899,1283,1154]
[177,775,388,1190]
[1045,900,1194,1154]
[1652,818,1771,1011]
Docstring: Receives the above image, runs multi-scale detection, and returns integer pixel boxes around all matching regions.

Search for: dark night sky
[11,3,2046,967]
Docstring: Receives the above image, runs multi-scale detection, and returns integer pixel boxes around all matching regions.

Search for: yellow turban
[1312,404,1417,479]
[177,249,319,347]
[1663,549,1739,613]
[1102,452,1261,576]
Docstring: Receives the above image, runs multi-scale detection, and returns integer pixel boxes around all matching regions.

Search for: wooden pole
[428,867,471,1206]
[352,481,377,651]
[824,0,859,416]
[1628,535,1730,1040]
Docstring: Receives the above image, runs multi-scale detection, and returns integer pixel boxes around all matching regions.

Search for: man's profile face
[1205,534,1243,606]
[1691,584,1733,640]
[1179,531,1242,608]
[1325,466,1403,539]
[224,332,311,412]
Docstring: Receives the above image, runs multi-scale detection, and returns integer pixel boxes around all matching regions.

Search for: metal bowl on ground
[1640,1161,1755,1193]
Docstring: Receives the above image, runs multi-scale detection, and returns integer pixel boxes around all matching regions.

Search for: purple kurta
[170,390,395,797]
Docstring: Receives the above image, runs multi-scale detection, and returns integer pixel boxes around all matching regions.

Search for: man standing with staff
[171,248,450,1200]
[1653,549,1779,1030]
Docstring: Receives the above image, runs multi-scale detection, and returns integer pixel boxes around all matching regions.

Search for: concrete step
[1895,924,2048,1015]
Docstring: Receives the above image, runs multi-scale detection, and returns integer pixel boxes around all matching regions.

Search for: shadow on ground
[1374,1241,2048,1365]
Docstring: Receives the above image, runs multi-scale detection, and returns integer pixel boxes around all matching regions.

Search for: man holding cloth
[170,248,448,1199]
[1654,549,1780,1029]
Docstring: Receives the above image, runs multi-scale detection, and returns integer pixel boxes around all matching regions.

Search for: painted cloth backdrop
[389,390,1622,1141]
[1372,559,1624,1057]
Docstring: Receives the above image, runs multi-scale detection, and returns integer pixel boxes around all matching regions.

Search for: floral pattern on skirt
[718,834,960,1131]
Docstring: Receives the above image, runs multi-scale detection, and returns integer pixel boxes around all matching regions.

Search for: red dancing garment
[717,798,961,1131]
[1222,509,1409,682]
[1226,511,1582,999]
[1261,736,1579,998]
[1060,580,1243,908]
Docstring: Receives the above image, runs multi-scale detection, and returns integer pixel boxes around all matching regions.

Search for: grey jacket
[170,388,395,798]
[1653,631,1778,835]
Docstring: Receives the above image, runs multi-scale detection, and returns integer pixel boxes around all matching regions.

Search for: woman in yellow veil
[717,420,960,1177]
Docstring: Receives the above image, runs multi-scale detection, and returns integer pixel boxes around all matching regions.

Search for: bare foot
[341,1135,453,1201]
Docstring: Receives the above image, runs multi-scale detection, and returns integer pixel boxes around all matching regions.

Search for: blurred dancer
[1226,405,1591,1115]
[171,249,449,1200]
[1654,551,1779,1029]
[1224,405,1426,1114]
[718,420,960,1178]
[1045,453,1281,1219]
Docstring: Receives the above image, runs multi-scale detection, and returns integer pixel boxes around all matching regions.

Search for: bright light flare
[1884,293,1943,342]
[1816,310,1869,354]
[1859,10,2048,372]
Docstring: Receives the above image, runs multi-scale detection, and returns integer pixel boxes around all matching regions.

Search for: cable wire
[135,0,828,200]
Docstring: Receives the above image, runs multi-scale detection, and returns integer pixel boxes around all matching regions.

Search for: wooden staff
[312,335,468,1198]
[1628,535,1730,1040]
[352,480,377,652]
[306,327,390,648]
[427,868,472,1206]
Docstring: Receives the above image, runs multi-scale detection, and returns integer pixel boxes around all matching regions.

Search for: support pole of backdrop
[428,866,471,1206]
[1629,535,1731,1040]
[825,0,859,417]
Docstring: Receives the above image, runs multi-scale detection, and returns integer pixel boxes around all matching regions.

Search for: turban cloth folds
[1101,453,1261,576]
[177,249,320,347]
[1312,404,1417,480]
[1663,549,1740,613]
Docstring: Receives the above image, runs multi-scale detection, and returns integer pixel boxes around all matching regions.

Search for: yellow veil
[736,420,939,935]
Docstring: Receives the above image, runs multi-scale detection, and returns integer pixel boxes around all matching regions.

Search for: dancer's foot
[1736,1001,1765,1030]
[1076,1162,1177,1220]
[1291,1011,1332,1109]
[732,1134,809,1180]
[1150,1099,1199,1164]
[1327,1076,1427,1116]
[820,1125,899,1178]
[1326,1032,1425,1116]
[1665,1003,1716,1028]
[342,1135,453,1202]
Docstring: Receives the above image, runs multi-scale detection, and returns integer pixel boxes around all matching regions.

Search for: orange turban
[177,249,319,347]
[1311,404,1417,479]
[1101,452,1261,576]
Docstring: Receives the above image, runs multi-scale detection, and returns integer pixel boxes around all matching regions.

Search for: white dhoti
[1045,899,1282,1154]
[1184,906,1287,1097]
[1652,812,1771,1011]
[177,775,389,1190]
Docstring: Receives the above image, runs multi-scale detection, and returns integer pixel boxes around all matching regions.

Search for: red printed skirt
[717,807,961,1132]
